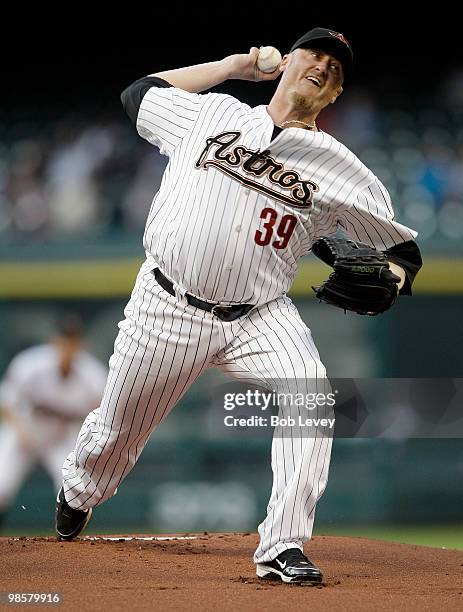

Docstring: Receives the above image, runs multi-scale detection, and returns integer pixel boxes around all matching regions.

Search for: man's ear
[331,86,343,103]
[278,53,291,73]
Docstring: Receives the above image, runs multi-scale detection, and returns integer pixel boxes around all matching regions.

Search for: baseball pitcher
[56,28,422,583]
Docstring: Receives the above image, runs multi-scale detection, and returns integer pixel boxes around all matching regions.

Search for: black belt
[153,268,255,322]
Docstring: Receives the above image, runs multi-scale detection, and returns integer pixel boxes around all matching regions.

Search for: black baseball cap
[290,27,353,79]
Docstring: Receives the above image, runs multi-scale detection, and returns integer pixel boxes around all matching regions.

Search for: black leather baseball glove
[311,237,401,315]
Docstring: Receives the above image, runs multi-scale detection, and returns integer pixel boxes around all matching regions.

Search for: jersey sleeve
[337,178,417,250]
[136,86,204,156]
[383,240,423,295]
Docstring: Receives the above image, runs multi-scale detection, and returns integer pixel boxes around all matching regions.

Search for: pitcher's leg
[62,272,218,510]
[254,405,332,563]
[216,296,333,564]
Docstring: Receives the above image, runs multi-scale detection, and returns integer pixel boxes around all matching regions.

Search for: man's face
[278,47,344,114]
[53,335,83,376]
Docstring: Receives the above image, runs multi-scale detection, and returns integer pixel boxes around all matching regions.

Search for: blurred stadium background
[1,12,462,548]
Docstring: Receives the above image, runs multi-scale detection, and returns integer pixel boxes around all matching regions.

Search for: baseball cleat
[55,487,92,541]
[256,548,323,584]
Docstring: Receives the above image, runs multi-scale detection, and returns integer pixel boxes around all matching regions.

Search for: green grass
[316,525,463,550]
[3,525,463,551]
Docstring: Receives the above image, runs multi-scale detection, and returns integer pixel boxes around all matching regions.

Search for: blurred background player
[0,315,108,531]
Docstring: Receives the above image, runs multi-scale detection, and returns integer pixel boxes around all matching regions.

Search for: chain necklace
[280,119,317,131]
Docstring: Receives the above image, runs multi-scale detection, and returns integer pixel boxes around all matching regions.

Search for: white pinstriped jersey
[136,87,417,306]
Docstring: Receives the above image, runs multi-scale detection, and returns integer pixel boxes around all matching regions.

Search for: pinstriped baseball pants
[62,260,333,563]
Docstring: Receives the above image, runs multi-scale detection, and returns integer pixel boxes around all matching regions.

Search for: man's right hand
[225,47,282,82]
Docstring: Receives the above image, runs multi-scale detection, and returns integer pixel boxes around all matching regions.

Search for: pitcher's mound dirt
[1,533,462,611]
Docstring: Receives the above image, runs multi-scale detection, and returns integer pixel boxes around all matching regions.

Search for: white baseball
[257,46,282,73]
